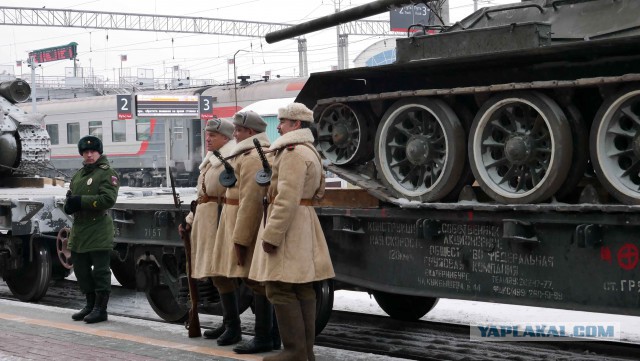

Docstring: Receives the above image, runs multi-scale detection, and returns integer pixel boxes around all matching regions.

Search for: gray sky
[0,0,513,83]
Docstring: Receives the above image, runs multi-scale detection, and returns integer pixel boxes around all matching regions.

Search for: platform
[0,298,402,361]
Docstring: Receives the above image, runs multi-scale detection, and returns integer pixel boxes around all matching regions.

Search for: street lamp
[233,49,249,110]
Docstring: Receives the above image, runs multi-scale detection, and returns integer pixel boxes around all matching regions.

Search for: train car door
[191,119,203,167]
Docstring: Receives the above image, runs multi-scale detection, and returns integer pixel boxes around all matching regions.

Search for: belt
[197,195,226,205]
[74,211,108,221]
[224,198,239,206]
[266,196,314,206]
[299,199,315,206]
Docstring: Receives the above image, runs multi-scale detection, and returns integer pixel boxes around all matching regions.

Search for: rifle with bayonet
[169,170,201,338]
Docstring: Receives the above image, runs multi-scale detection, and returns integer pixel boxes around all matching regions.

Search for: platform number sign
[200,96,214,120]
[117,95,133,120]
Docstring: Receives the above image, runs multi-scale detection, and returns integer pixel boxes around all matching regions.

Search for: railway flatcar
[25,77,307,186]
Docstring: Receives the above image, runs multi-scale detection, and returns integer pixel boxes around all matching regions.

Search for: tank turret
[268,0,640,205]
[0,79,50,176]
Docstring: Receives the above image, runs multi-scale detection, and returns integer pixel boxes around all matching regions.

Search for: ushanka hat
[233,110,267,133]
[205,118,234,139]
[278,102,314,123]
[77,135,103,155]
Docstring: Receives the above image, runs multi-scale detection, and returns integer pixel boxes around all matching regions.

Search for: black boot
[217,292,242,346]
[272,308,281,350]
[72,292,96,321]
[84,291,109,324]
[203,324,225,339]
[233,294,274,354]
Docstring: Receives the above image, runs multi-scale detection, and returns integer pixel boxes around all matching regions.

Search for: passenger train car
[26,77,307,185]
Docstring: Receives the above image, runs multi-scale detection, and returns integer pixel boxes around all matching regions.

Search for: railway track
[1,279,639,360]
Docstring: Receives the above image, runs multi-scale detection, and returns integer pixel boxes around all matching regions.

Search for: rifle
[169,170,201,338]
[253,138,272,187]
[212,150,237,188]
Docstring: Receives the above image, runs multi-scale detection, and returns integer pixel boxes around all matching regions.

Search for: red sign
[617,243,639,270]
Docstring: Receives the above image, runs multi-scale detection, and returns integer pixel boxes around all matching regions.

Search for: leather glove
[64,195,82,215]
[234,244,247,266]
[262,241,277,254]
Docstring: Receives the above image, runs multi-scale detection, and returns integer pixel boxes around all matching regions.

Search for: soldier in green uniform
[64,135,120,324]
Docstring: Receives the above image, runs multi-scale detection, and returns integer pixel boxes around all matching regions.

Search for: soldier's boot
[272,308,281,350]
[203,324,225,339]
[263,302,306,361]
[217,292,242,346]
[233,294,274,354]
[300,298,317,361]
[72,292,96,321]
[84,291,109,324]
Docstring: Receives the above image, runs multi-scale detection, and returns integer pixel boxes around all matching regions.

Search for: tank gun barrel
[265,0,426,44]
[0,80,31,104]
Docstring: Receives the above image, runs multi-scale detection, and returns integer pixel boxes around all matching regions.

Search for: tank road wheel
[146,284,188,322]
[590,86,640,204]
[5,242,52,302]
[469,91,572,204]
[317,103,374,165]
[110,245,137,289]
[374,98,465,202]
[373,291,438,321]
[554,104,589,202]
[314,279,334,335]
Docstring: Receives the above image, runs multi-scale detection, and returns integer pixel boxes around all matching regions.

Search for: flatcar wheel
[590,86,640,205]
[5,241,52,302]
[317,103,374,165]
[314,279,334,335]
[110,246,137,289]
[373,291,438,321]
[375,97,465,202]
[145,284,189,322]
[469,91,572,204]
[56,228,73,270]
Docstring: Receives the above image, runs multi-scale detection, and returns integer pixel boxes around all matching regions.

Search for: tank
[267,0,640,205]
[0,79,50,177]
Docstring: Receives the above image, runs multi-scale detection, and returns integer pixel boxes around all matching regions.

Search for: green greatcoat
[66,155,120,252]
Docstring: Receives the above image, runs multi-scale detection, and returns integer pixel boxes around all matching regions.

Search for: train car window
[67,123,80,144]
[136,119,151,141]
[112,120,126,142]
[46,124,59,145]
[89,121,103,140]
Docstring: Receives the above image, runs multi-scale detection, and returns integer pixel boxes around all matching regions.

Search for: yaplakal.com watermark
[470,322,620,341]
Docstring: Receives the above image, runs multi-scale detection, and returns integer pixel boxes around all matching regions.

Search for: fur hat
[205,118,234,139]
[233,110,267,133]
[278,102,314,123]
[77,135,103,155]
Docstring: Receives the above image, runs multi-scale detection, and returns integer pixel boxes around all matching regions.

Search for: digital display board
[136,95,200,117]
[29,43,78,64]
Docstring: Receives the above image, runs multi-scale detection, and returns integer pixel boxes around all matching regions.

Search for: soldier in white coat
[178,118,235,338]
[250,103,335,361]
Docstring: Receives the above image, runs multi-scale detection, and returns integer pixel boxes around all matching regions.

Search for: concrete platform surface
[0,298,404,361]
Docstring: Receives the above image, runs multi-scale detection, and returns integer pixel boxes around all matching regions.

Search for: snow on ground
[333,290,640,344]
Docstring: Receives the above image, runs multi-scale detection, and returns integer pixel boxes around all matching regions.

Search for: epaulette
[99,164,110,169]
